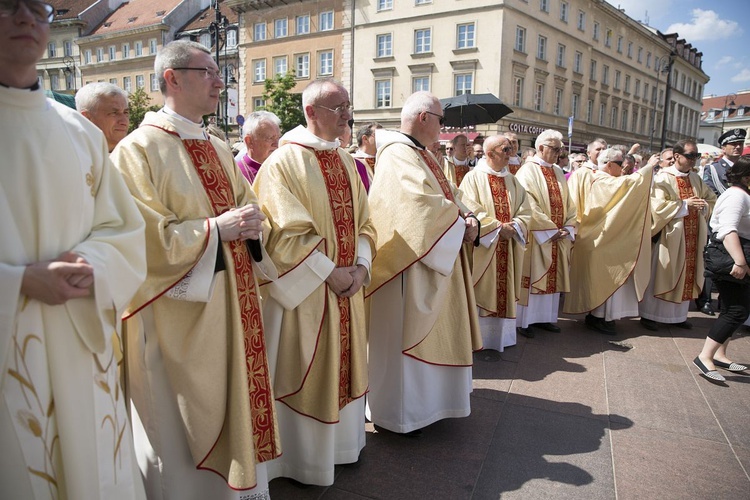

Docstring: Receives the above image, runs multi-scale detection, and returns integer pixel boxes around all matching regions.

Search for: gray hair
[155,40,210,94]
[535,129,564,150]
[401,91,438,121]
[597,147,623,167]
[75,82,128,112]
[301,77,345,109]
[587,138,608,153]
[356,122,382,146]
[242,111,281,138]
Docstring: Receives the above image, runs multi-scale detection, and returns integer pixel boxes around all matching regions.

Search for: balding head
[483,135,512,171]
[400,91,443,146]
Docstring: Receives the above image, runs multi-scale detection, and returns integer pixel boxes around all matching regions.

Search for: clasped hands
[215,204,266,241]
[550,227,570,242]
[326,264,368,298]
[685,196,708,211]
[463,216,479,243]
[21,251,94,305]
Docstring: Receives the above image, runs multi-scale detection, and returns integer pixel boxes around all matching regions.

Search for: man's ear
[244,135,252,150]
[80,110,92,120]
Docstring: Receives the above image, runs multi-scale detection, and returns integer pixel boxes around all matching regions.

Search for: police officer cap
[718,128,746,146]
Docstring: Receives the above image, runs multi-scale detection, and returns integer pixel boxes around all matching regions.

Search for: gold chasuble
[443,157,470,187]
[254,134,376,424]
[459,165,532,319]
[367,134,483,365]
[649,168,716,303]
[514,159,577,305]
[563,166,654,314]
[567,166,599,223]
[113,111,280,491]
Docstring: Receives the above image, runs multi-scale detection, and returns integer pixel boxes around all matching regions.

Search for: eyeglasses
[171,67,223,80]
[680,152,700,160]
[492,146,512,155]
[424,110,445,126]
[0,0,54,23]
[445,147,454,151]
[545,145,562,153]
[314,103,354,115]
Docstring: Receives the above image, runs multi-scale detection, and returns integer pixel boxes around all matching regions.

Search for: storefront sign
[508,122,546,135]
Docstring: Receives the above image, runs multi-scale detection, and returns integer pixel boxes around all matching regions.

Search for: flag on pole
[568,116,574,138]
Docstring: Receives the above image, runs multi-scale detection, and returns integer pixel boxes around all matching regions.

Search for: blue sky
[608,0,748,98]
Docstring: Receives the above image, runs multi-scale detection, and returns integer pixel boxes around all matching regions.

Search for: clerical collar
[401,132,425,150]
[664,165,690,177]
[0,79,41,91]
[156,106,209,140]
[452,157,469,166]
[353,149,375,158]
[531,155,553,167]
[475,158,509,177]
[281,125,340,150]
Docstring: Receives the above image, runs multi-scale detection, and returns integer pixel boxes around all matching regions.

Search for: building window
[132,41,141,56]
[296,15,310,35]
[604,29,612,48]
[63,40,73,57]
[109,45,116,61]
[534,82,544,111]
[455,73,473,96]
[319,11,334,31]
[610,107,618,128]
[47,41,56,58]
[513,77,524,107]
[84,49,92,64]
[199,34,212,48]
[252,97,263,110]
[274,56,287,76]
[624,75,631,93]
[254,22,266,41]
[65,72,74,90]
[560,1,568,22]
[414,28,431,54]
[572,93,580,119]
[150,73,158,91]
[637,47,643,63]
[593,22,599,41]
[226,30,237,48]
[149,39,157,54]
[614,70,621,90]
[136,75,144,89]
[253,59,266,82]
[602,65,609,85]
[556,44,566,67]
[577,10,585,31]
[50,74,59,90]
[599,102,606,126]
[646,52,651,68]
[413,76,430,92]
[377,0,393,11]
[644,83,650,101]
[376,34,392,57]
[515,26,526,52]
[376,79,392,107]
[122,43,130,58]
[123,76,132,93]
[319,50,333,75]
[295,53,310,78]
[590,59,597,81]
[622,109,629,131]
[634,79,640,97]
[574,51,582,73]
[456,23,475,49]
[97,47,104,62]
[415,0,431,4]
[617,36,623,53]
[627,42,633,58]
[587,99,594,122]
[109,78,117,85]
[540,0,549,13]
[275,18,288,38]
[554,88,563,115]
[537,35,547,60]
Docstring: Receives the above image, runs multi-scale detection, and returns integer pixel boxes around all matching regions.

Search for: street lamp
[659,52,676,151]
[223,64,237,137]
[62,55,76,92]
[208,0,230,132]
[720,93,737,134]
[649,55,670,153]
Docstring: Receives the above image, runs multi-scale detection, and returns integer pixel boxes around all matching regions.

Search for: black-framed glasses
[445,146,454,150]
[545,145,562,153]
[171,67,223,80]
[424,110,445,126]
[492,146,512,155]
[0,0,54,23]
[314,103,354,115]
[680,152,700,160]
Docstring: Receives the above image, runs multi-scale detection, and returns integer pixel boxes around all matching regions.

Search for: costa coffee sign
[508,122,546,135]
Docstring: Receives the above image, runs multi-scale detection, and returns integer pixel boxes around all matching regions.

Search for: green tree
[128,87,160,133]
[260,71,304,133]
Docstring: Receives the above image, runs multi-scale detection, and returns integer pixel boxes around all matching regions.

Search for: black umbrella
[439,93,513,128]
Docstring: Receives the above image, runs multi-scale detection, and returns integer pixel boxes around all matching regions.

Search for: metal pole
[649,56,666,153]
[213,0,221,124]
[720,93,737,135]
[659,55,674,151]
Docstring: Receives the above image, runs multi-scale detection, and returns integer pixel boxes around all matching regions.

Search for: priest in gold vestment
[638,140,716,331]
[254,79,376,486]
[112,41,281,499]
[1,9,146,497]
[514,130,577,337]
[367,92,483,435]
[563,148,654,334]
[459,135,532,351]
[567,138,607,224]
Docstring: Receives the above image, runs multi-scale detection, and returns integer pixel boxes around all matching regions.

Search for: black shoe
[640,318,659,331]
[585,314,616,335]
[700,303,716,316]
[517,327,535,338]
[534,322,561,333]
[673,320,693,330]
[713,359,748,372]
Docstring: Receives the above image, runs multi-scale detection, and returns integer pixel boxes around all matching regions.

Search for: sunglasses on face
[609,160,623,166]
[492,146,512,154]
[424,110,445,126]
[680,152,700,160]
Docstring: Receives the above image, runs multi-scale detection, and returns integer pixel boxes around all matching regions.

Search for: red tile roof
[50,0,98,21]
[89,0,183,35]
[180,5,238,32]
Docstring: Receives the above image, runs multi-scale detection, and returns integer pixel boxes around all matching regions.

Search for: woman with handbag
[694,155,750,381]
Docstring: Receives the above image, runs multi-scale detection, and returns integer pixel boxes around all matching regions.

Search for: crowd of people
[3,3,749,498]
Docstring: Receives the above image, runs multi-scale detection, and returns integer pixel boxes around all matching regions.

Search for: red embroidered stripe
[420,150,456,202]
[487,174,511,317]
[676,176,699,301]
[540,166,564,293]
